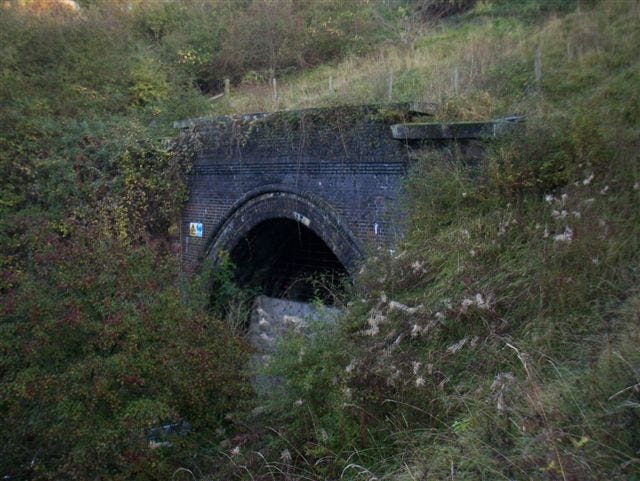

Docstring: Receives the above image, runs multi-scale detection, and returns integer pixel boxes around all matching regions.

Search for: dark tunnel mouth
[228,218,349,304]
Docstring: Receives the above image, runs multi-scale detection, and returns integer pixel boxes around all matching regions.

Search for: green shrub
[129,57,170,107]
[0,225,250,480]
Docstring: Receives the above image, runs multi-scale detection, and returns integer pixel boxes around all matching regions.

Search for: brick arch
[205,189,363,273]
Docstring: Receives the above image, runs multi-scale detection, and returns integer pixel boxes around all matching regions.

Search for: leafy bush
[0,4,247,480]
[129,57,170,107]
[0,223,250,480]
[214,0,384,85]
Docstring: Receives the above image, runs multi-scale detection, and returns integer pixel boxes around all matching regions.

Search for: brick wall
[180,105,413,274]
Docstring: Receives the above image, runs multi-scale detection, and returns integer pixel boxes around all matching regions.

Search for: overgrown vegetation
[0,1,402,478]
[1,0,638,480]
[213,1,640,480]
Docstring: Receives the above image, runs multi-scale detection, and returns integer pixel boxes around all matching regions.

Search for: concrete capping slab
[390,116,524,140]
[408,101,438,116]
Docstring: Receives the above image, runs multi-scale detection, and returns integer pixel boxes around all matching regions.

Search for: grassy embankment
[214,2,640,480]
[1,0,638,479]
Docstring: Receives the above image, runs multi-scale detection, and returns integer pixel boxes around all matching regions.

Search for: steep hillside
[1,1,638,480]
[214,2,640,480]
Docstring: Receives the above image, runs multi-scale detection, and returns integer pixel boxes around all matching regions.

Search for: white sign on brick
[292,212,311,227]
[189,222,203,237]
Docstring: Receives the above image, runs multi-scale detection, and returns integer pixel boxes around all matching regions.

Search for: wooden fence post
[535,45,542,85]
[453,65,459,95]
[272,77,278,106]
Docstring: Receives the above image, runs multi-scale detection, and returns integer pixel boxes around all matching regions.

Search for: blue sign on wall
[189,222,203,238]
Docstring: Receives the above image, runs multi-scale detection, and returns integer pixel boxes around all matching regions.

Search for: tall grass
[213,1,638,122]
[222,2,640,480]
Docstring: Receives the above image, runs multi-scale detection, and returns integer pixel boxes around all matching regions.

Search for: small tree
[219,0,302,82]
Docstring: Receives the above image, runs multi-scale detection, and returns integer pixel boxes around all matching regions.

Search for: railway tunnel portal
[176,104,518,302]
